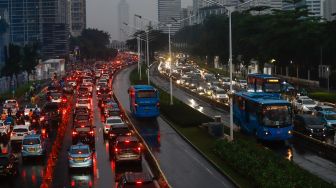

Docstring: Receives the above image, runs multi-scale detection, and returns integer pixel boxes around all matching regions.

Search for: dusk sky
[87,0,192,41]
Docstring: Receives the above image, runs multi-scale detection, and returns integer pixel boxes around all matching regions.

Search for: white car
[237,80,247,88]
[10,125,30,143]
[24,104,40,116]
[76,98,91,109]
[212,88,229,102]
[294,97,317,114]
[0,121,10,141]
[104,116,124,137]
[3,99,19,115]
[50,93,62,103]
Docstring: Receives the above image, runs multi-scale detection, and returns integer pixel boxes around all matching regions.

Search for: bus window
[262,105,291,127]
[256,78,263,92]
[264,79,281,93]
[137,90,157,98]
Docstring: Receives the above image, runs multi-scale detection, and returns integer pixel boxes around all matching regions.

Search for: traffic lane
[113,65,235,188]
[92,88,114,188]
[0,120,60,188]
[150,66,235,129]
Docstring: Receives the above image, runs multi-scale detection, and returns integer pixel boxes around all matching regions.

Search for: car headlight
[264,131,270,135]
[288,130,292,135]
[310,128,314,133]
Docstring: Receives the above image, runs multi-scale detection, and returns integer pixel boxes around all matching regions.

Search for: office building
[0,0,40,45]
[306,0,323,17]
[181,6,193,28]
[158,0,181,34]
[70,0,86,37]
[0,8,9,67]
[118,0,129,41]
[323,0,336,21]
[40,0,69,59]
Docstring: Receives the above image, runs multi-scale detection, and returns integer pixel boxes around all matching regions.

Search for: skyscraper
[0,0,40,46]
[323,0,336,21]
[158,0,181,34]
[118,0,129,41]
[40,0,69,59]
[0,8,9,66]
[306,0,323,17]
[69,0,86,37]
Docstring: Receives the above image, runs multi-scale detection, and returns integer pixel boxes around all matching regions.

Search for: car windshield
[70,148,89,155]
[325,114,336,121]
[78,100,89,104]
[264,83,281,93]
[262,105,291,127]
[76,115,89,120]
[51,93,61,97]
[117,141,138,148]
[302,100,315,105]
[216,90,226,94]
[13,128,28,133]
[23,138,40,145]
[107,119,122,124]
[137,90,157,98]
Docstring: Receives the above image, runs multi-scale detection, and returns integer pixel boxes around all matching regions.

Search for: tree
[22,44,39,82]
[1,44,22,87]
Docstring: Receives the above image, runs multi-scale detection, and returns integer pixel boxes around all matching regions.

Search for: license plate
[18,134,23,136]
[28,148,35,152]
[75,158,84,162]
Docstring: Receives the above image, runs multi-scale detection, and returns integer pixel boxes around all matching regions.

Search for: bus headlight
[264,131,270,136]
[288,130,292,135]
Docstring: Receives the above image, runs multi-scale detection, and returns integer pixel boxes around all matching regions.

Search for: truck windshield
[262,105,291,127]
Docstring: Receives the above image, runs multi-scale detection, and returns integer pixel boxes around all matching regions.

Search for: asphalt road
[113,65,235,188]
[150,64,336,184]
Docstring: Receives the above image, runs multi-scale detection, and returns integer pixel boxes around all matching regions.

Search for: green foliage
[214,139,335,188]
[174,8,336,71]
[309,92,336,103]
[70,28,118,60]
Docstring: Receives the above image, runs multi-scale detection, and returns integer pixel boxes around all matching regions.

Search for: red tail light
[89,130,94,135]
[137,147,141,152]
[114,148,118,152]
[157,102,160,107]
[136,181,143,184]
[72,131,77,136]
[125,140,130,143]
[71,180,75,187]
[62,98,67,102]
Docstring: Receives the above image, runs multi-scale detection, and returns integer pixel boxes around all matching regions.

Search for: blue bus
[247,74,281,93]
[128,85,160,118]
[233,92,293,141]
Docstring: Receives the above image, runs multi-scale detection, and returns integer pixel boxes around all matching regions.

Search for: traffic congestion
[0,54,165,188]
[158,56,336,143]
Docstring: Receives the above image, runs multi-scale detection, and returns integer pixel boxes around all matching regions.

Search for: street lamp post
[146,30,150,85]
[202,0,257,141]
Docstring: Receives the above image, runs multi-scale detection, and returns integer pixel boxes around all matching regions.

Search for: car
[237,80,247,88]
[112,136,142,164]
[211,88,229,103]
[220,77,231,86]
[68,143,93,170]
[116,172,157,188]
[313,105,336,115]
[10,125,30,143]
[0,120,11,142]
[78,86,91,97]
[72,124,95,148]
[107,124,132,144]
[63,83,74,94]
[316,111,336,131]
[40,102,61,124]
[294,114,331,140]
[104,116,124,138]
[24,104,40,116]
[0,151,19,177]
[49,92,63,103]
[74,106,90,115]
[76,98,91,110]
[96,82,107,92]
[293,97,317,114]
[21,134,46,159]
[104,102,121,116]
[3,99,19,115]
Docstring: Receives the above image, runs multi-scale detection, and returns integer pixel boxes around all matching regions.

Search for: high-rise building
[323,0,336,21]
[181,6,193,28]
[69,0,86,37]
[40,0,69,59]
[305,0,323,17]
[158,0,181,34]
[0,0,40,46]
[118,0,129,41]
[0,8,9,67]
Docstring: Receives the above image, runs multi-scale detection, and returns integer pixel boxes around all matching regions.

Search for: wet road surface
[113,65,235,188]
[151,64,336,184]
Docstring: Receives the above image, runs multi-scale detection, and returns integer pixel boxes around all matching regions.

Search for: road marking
[99,128,101,132]
[96,168,99,179]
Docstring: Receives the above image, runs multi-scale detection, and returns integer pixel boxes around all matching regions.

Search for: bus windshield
[262,105,291,127]
[264,83,281,93]
[137,90,157,98]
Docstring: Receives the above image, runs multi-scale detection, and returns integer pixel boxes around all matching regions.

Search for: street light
[202,0,257,141]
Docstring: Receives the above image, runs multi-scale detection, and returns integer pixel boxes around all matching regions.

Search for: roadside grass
[309,92,336,104]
